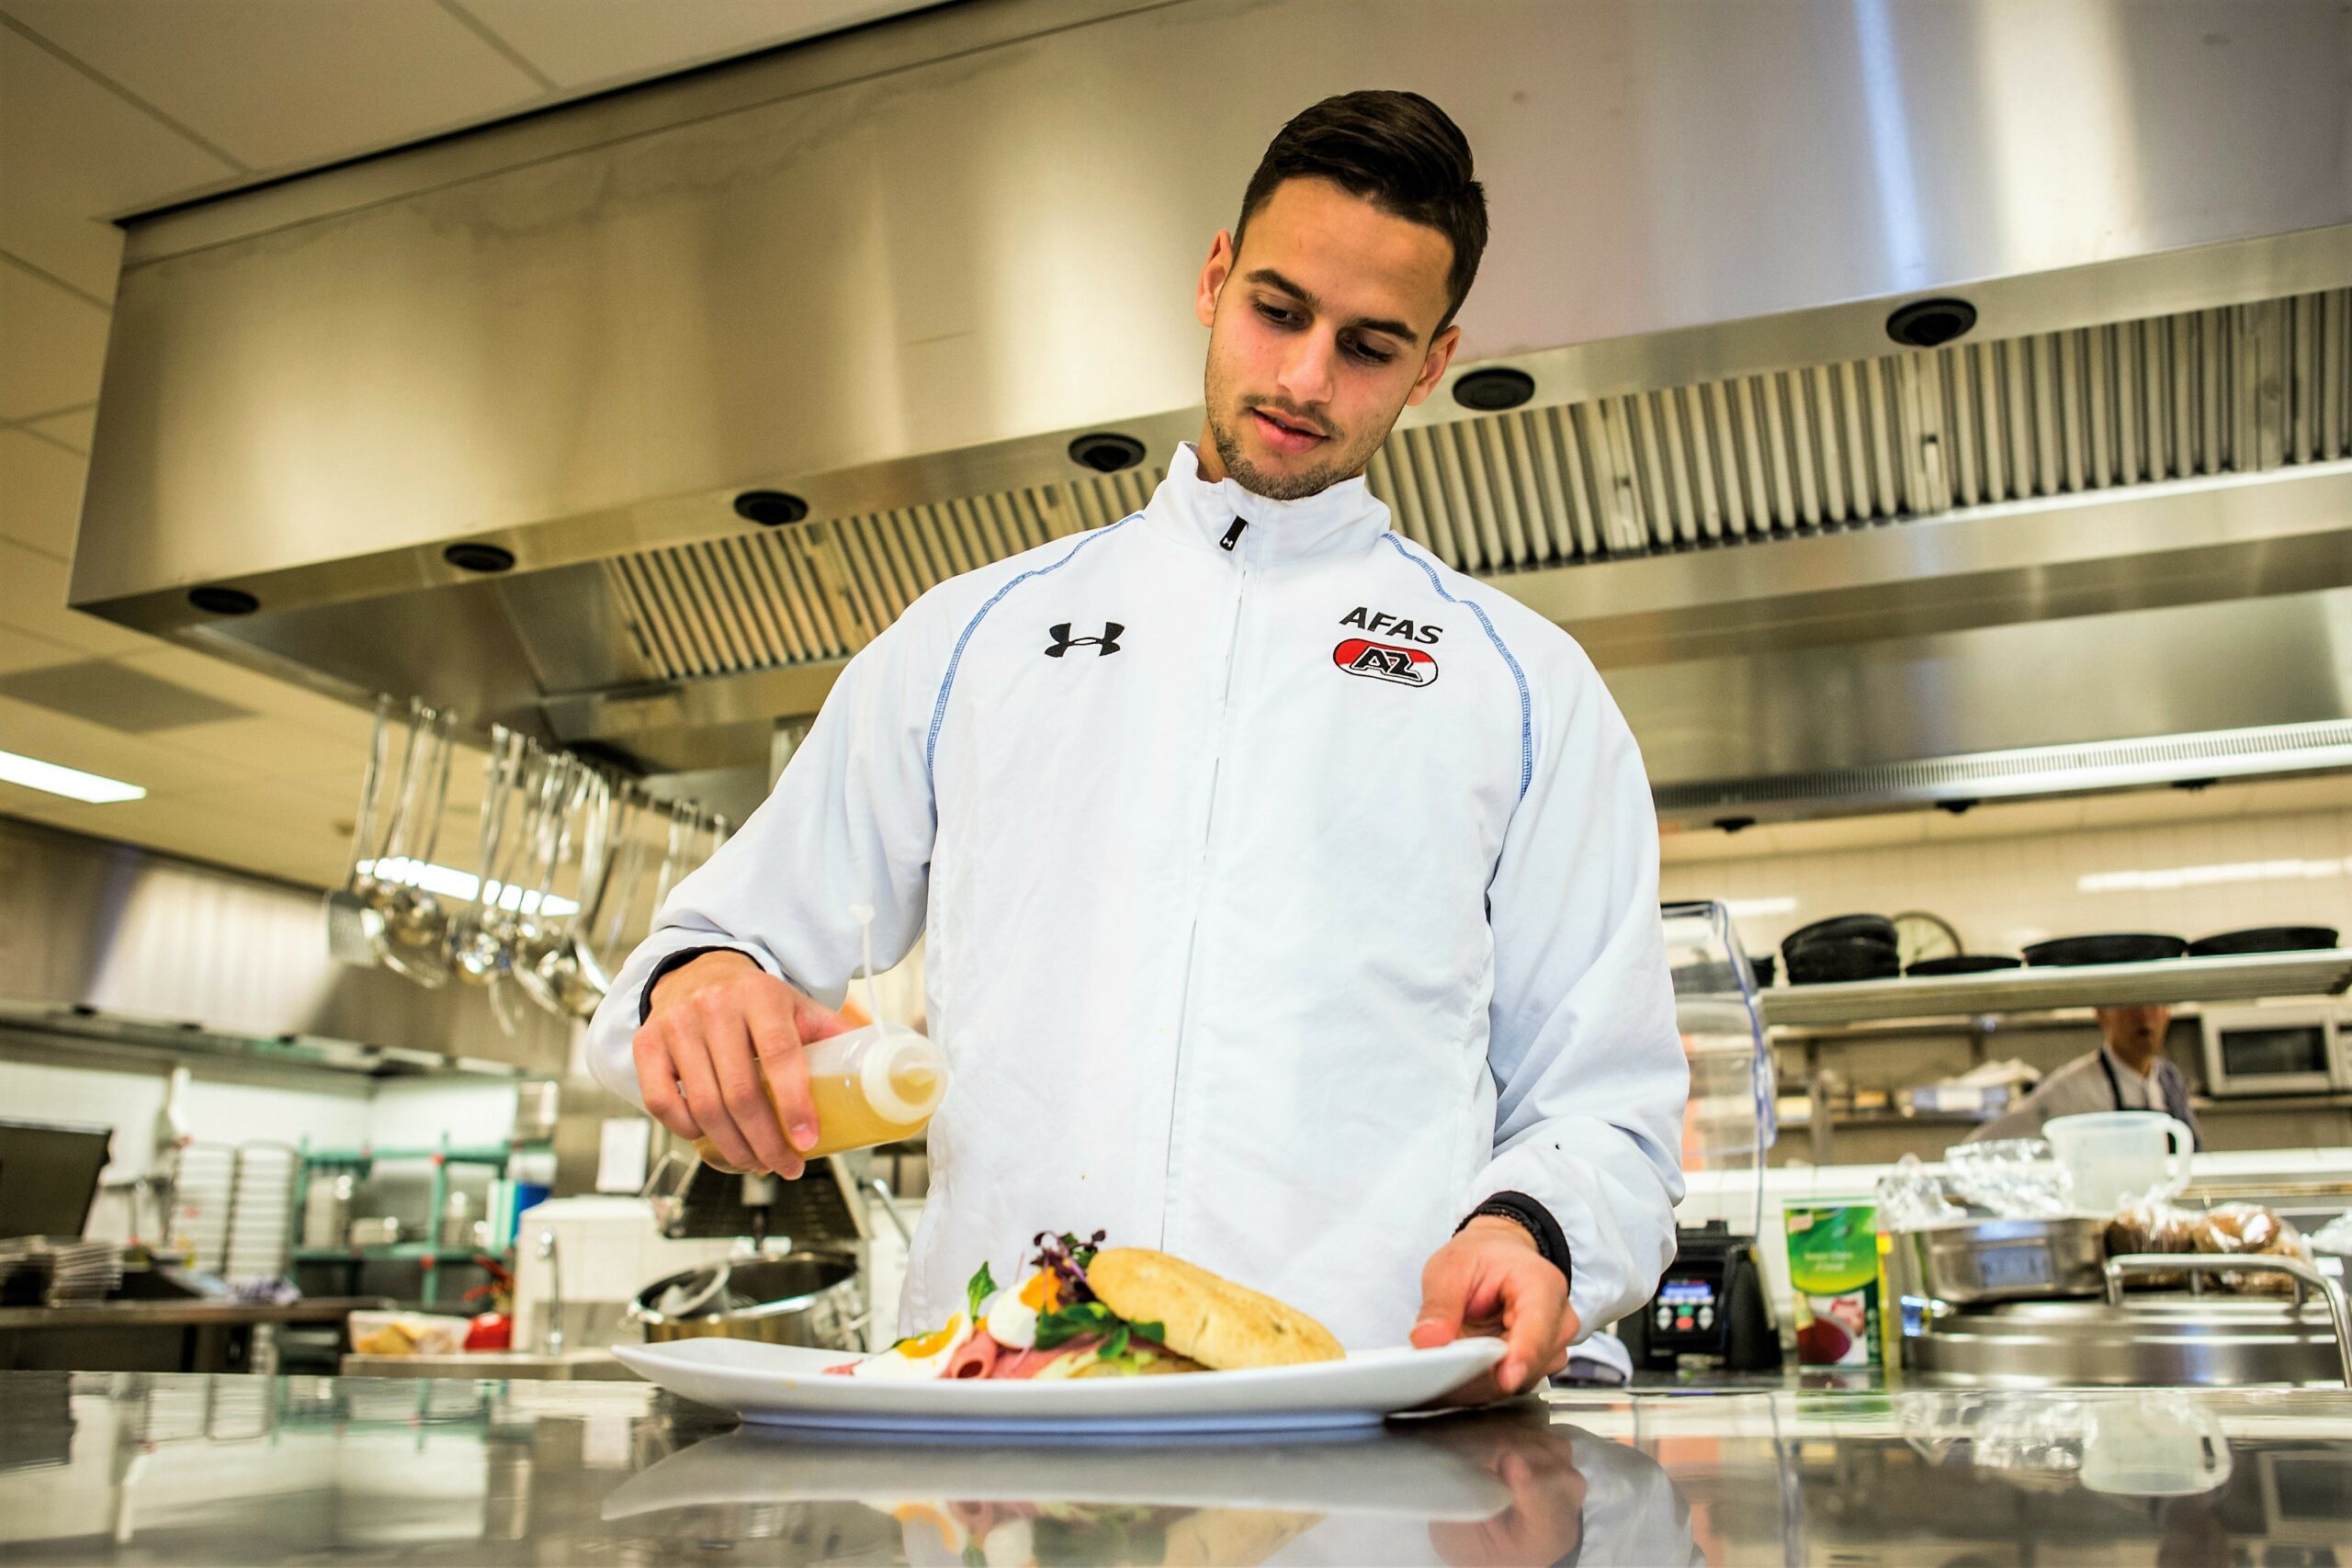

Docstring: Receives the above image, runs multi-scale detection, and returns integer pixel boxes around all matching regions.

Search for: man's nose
[1274,330,1339,412]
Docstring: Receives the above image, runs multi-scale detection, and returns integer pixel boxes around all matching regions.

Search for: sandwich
[831,1230,1344,1381]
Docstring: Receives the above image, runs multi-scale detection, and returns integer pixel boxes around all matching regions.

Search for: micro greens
[966,1260,996,1322]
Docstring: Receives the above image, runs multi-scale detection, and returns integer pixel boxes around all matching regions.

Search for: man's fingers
[1414,1252,1477,1348]
[746,987,820,1162]
[704,1001,794,1173]
[1499,1268,1569,1393]
[794,992,857,1045]
[669,1022,761,1171]
[631,1030,702,1141]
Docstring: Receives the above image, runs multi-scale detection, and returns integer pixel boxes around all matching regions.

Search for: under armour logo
[1045,622,1124,658]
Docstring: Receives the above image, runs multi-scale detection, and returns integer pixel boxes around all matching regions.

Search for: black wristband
[638,945,762,1024]
[1458,1190,1573,1294]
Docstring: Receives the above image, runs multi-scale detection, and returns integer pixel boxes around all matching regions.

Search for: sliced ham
[944,1328,1004,1380]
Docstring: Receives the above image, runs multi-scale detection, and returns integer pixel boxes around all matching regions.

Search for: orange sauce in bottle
[694,1024,944,1171]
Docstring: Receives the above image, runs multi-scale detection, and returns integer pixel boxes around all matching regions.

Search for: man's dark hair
[1234,90,1488,333]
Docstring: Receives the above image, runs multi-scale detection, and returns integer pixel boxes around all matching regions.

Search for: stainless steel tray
[1905,1256,2352,1388]
[1894,1216,2109,1304]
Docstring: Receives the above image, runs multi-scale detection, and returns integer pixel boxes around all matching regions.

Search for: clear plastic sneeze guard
[1660,901,1774,1234]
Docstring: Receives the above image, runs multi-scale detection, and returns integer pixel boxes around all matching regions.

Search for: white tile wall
[1665,803,2352,961]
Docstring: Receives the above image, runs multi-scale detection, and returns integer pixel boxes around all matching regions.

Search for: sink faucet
[536,1228,563,1355]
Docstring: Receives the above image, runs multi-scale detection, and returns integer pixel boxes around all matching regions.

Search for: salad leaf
[1032,1300,1116,1348]
[1129,1319,1165,1344]
[967,1260,997,1322]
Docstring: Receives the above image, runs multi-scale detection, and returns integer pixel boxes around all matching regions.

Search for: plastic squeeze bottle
[693,904,946,1172]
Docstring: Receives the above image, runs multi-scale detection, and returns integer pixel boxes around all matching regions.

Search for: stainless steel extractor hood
[69,0,2352,819]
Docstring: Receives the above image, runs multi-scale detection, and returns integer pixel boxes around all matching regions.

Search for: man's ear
[1195,231,1236,330]
[1405,323,1462,407]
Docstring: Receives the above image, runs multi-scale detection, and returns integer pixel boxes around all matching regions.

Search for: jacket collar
[1143,441,1393,565]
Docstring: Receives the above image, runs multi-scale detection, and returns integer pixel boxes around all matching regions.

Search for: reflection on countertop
[0,1371,2346,1563]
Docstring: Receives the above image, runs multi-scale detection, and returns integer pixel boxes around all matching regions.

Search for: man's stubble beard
[1203,355,1389,502]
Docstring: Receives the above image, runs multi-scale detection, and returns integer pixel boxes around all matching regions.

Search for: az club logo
[1046,622,1124,659]
[1334,637,1439,688]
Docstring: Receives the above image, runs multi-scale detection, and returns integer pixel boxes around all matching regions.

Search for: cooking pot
[628,1252,867,1349]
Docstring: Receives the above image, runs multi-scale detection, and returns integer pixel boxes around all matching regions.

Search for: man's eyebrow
[1243,267,1422,346]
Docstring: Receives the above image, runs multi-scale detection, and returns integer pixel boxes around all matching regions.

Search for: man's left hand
[1412,1216,1578,1404]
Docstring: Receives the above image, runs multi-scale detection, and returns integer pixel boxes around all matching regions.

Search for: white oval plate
[611,1337,1507,1435]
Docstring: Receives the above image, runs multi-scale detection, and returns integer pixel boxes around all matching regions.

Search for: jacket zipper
[1160,519,1249,1247]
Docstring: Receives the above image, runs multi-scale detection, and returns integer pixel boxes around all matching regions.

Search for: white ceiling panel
[2,0,548,173]
[23,405,96,454]
[0,195,126,305]
[0,428,86,558]
[0,624,80,675]
[0,19,240,204]
[0,536,155,657]
[451,0,941,89]
[119,645,377,743]
[0,265,109,420]
[7,789,344,886]
[0,694,254,797]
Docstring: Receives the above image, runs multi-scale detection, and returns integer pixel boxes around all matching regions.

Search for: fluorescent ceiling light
[0,748,145,804]
[359,857,578,917]
[1724,896,1799,919]
[2079,858,2346,894]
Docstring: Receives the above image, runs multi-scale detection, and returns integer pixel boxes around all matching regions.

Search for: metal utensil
[514,757,596,1016]
[379,705,456,986]
[544,778,639,1016]
[324,694,395,965]
[448,726,523,988]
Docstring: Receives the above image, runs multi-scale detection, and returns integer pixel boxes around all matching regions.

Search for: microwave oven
[2199,1004,2352,1097]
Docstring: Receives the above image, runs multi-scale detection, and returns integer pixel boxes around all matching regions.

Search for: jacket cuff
[638,945,761,1024]
[1458,1190,1573,1293]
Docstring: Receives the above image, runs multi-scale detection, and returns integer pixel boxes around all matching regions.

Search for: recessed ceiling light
[1451,367,1536,412]
[0,748,146,804]
[1068,433,1146,473]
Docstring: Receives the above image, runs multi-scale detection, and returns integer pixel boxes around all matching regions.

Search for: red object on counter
[465,1312,512,1351]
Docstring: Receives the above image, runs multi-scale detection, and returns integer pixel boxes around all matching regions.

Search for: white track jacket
[588,442,1688,1348]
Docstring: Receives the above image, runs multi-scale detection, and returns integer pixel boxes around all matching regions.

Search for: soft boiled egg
[981,1271,1061,1350]
[850,1313,972,1380]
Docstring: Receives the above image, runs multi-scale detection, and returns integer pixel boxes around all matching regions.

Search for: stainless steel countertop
[339,1348,638,1381]
[1,1370,2347,1562]
[0,1297,386,1331]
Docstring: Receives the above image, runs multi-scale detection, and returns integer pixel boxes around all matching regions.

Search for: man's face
[2097,1004,2173,1056]
[1194,176,1462,500]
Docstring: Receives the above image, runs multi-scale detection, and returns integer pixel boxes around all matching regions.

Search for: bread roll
[1085,1248,1344,1370]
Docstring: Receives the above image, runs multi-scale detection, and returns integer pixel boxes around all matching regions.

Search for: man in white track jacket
[589,90,1687,1400]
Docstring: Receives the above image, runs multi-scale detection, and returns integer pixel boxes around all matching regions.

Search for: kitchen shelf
[1776,1108,2000,1129]
[292,1246,498,1264]
[301,1146,512,1168]
[1758,948,2352,1028]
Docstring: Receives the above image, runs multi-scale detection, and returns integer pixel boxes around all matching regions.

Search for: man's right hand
[632,951,854,1178]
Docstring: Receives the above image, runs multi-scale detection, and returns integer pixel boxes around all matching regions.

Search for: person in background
[1968,1003,2203,1146]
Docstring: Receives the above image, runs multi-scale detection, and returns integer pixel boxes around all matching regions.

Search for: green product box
[1784,1202,1880,1367]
